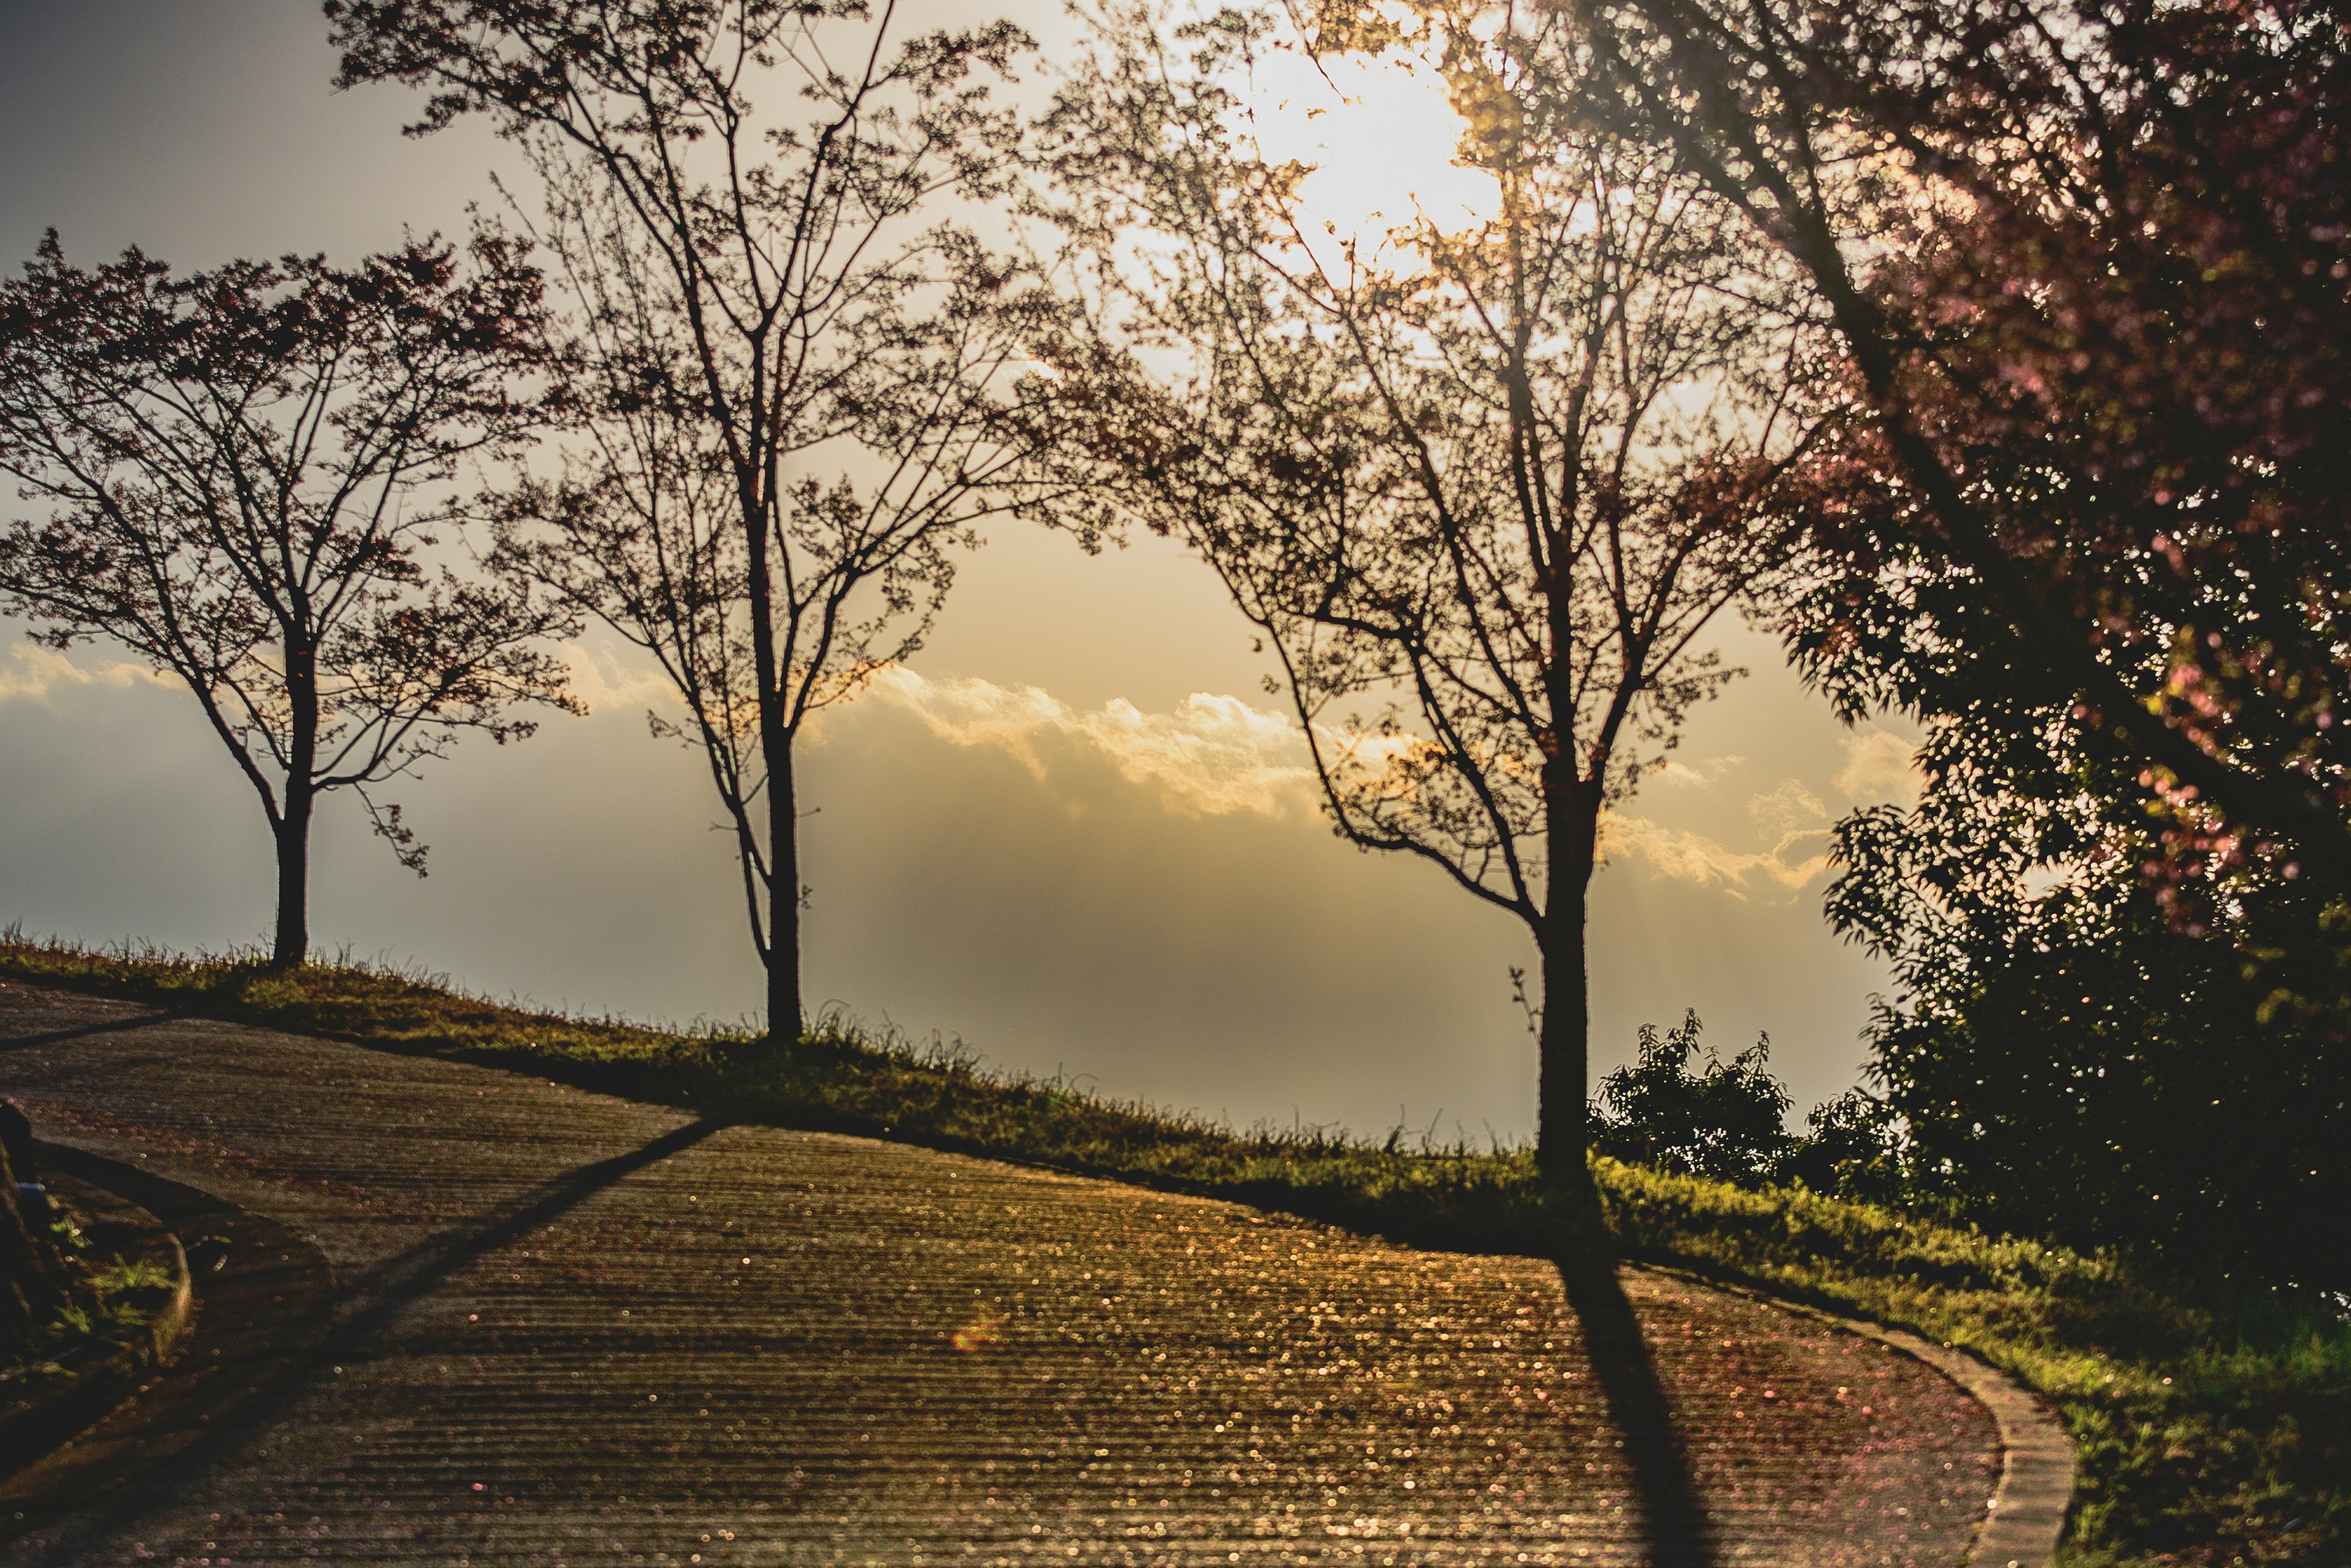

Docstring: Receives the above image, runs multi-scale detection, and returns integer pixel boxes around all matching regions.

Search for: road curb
[0,1175,195,1476]
[1851,1322,2075,1568]
[0,1142,336,1547]
[1632,1262,2074,1568]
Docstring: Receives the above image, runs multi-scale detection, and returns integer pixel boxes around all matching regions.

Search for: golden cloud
[1601,779,1834,899]
[1833,726,1924,806]
[865,667,1315,818]
[1652,755,1745,787]
[0,643,171,706]
[561,640,689,716]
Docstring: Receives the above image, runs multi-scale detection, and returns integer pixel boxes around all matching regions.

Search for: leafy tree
[1569,0,2351,1282]
[1829,735,2351,1288]
[1588,1015,1911,1201]
[1034,1,1825,1180]
[329,0,1059,1038]
[0,235,574,966]
[1575,0,2351,897]
[1775,1086,1908,1207]
[1588,1010,1793,1186]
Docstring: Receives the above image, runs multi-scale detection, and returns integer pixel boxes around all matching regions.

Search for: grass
[3,1201,172,1386]
[2,933,2345,1566]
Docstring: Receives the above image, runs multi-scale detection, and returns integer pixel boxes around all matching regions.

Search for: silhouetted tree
[1577,0,2351,898]
[330,0,1058,1038]
[0,235,574,966]
[1819,631,2351,1287]
[1831,791,2351,1288]
[1035,1,1825,1182]
[1567,0,2351,1285]
[1775,1086,1908,1206]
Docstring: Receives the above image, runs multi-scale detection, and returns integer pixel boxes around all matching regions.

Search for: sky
[0,0,1912,1142]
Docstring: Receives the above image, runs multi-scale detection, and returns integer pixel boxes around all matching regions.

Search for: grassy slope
[1,937,2342,1566]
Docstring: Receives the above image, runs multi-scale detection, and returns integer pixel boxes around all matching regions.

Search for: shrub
[1588,1011,1793,1185]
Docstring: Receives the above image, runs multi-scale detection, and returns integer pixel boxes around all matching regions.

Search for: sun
[1236,36,1501,251]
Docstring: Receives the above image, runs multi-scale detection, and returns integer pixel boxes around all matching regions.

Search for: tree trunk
[271,792,312,969]
[1535,783,1602,1188]
[271,640,318,970]
[765,733,803,1044]
[738,449,800,1046]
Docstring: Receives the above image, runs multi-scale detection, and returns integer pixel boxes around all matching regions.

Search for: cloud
[850,667,1888,887]
[1653,754,1745,788]
[865,667,1314,818]
[1750,779,1830,847]
[1602,778,1833,898]
[0,636,705,726]
[1833,726,1923,806]
[563,640,686,716]
[0,643,172,707]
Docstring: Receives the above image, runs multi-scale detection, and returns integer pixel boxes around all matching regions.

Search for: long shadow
[1554,1244,1717,1567]
[325,1115,733,1357]
[0,1010,186,1054]
[4,1117,732,1566]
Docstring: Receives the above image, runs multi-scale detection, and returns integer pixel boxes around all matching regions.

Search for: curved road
[0,980,1998,1566]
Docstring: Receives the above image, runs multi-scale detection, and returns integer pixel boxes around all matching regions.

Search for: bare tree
[1036,1,1824,1180]
[0,234,576,966]
[331,0,1061,1038]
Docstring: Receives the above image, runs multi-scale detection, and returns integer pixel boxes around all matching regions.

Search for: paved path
[0,980,2000,1566]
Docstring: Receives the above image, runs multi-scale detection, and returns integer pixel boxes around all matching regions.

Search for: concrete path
[0,980,2001,1566]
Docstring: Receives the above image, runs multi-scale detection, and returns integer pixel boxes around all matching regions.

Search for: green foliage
[1589,1013,1914,1209]
[3,1203,168,1379]
[1588,1010,1793,1185]
[1867,894,2350,1296]
[1778,1087,1911,1209]
[2,935,2347,1564]
[88,1256,171,1296]
[1824,722,2351,1294]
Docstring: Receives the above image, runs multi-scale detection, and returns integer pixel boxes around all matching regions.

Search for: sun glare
[1240,45,1500,252]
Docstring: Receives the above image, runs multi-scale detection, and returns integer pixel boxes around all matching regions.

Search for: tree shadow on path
[0,1008,186,1054]
[327,1115,733,1358]
[1554,1244,1717,1567]
[2,1116,733,1566]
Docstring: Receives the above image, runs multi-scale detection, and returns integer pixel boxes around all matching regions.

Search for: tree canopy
[330,0,1060,1035]
[1033,0,1828,1174]
[1564,0,2351,1289]
[1578,0,2351,899]
[0,233,575,964]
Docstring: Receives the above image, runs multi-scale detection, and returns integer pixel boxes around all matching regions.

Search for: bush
[1865,899,2351,1295]
[1779,1087,1913,1207]
[1588,1011,1794,1185]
